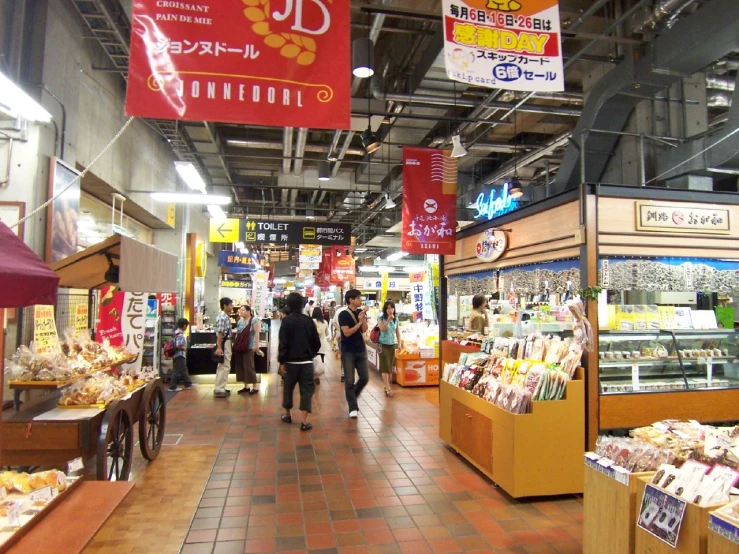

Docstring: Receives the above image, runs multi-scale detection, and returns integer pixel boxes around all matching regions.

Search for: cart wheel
[97,400,133,481]
[139,381,166,461]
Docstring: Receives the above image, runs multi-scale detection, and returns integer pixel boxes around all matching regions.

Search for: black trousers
[282,362,315,413]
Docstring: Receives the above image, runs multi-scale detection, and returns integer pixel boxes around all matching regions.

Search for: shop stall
[0,224,154,551]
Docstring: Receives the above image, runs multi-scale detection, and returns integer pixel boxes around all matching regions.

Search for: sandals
[385,389,393,396]
[281,414,292,423]
[300,422,312,431]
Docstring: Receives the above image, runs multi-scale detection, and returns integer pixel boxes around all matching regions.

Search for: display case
[599,330,739,394]
[598,330,739,430]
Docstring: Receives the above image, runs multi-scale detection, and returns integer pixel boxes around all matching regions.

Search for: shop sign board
[121,292,147,373]
[47,158,81,263]
[442,0,564,92]
[220,280,252,289]
[402,147,457,254]
[125,0,351,130]
[218,250,258,272]
[637,484,687,548]
[357,277,410,291]
[331,253,355,284]
[635,201,731,235]
[209,218,240,243]
[475,228,507,262]
[409,270,433,321]
[74,304,89,335]
[244,219,350,245]
[472,182,518,221]
[300,262,319,270]
[298,268,313,279]
[34,305,60,354]
[299,245,322,262]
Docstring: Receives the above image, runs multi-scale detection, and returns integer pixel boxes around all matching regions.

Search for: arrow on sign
[217,222,233,238]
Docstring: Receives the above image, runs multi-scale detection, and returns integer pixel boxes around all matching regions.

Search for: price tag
[29,486,53,505]
[6,502,20,527]
[707,358,713,387]
[598,458,614,468]
[67,457,84,475]
[585,452,600,462]
[632,362,640,391]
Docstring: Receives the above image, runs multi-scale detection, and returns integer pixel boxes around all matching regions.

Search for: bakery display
[58,367,156,407]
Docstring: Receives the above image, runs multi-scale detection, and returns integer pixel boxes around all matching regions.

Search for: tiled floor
[110,324,583,554]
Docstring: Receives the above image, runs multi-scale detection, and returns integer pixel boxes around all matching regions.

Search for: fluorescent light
[386,251,408,261]
[77,219,96,229]
[359,266,378,273]
[354,247,368,253]
[207,204,227,219]
[174,161,207,192]
[152,192,231,205]
[306,215,316,219]
[377,266,395,273]
[0,72,52,122]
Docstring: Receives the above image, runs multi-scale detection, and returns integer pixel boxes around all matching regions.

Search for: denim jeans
[341,350,369,412]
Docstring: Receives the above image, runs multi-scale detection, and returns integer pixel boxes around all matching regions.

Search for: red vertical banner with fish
[96,286,125,346]
[402,147,458,255]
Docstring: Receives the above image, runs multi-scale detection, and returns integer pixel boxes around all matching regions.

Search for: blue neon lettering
[473,183,518,220]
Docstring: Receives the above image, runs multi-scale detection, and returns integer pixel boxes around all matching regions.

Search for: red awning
[0,221,59,308]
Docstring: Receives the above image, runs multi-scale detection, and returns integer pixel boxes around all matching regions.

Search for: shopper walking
[312,307,331,385]
[168,318,195,391]
[338,289,368,419]
[377,301,402,397]
[331,303,348,381]
[278,292,321,431]
[234,305,262,395]
[214,297,234,398]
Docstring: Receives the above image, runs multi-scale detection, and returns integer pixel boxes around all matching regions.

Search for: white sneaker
[349,410,358,419]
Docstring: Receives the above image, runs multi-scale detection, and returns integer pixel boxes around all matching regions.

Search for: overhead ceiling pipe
[292,128,308,175]
[281,127,293,174]
[706,75,735,91]
[326,130,342,160]
[708,91,732,108]
[331,131,356,177]
[228,138,365,157]
[633,0,698,33]
[369,76,581,117]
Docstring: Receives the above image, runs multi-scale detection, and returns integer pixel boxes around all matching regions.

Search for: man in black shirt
[338,289,368,419]
[278,292,321,431]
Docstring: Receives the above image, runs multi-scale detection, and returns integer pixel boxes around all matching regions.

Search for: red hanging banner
[402,147,458,255]
[329,248,355,285]
[125,0,351,129]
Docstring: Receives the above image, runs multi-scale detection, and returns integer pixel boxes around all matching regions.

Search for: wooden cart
[0,379,166,481]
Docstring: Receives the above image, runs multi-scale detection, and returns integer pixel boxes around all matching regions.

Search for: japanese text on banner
[442,0,564,92]
[402,147,458,255]
[251,271,269,318]
[125,0,351,129]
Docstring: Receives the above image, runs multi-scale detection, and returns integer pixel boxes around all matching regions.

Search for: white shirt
[304,304,314,316]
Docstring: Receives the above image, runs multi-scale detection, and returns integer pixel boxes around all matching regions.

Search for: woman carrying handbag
[233,305,262,395]
[377,300,402,396]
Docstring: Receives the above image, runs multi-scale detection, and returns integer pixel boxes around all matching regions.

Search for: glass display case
[599,330,739,394]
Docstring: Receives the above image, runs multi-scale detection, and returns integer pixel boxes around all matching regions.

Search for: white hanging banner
[442,0,564,92]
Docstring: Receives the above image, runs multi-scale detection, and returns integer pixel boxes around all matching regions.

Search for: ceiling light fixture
[361,127,381,154]
[450,134,467,158]
[152,192,231,205]
[207,204,228,219]
[174,161,207,193]
[384,194,397,209]
[359,266,379,273]
[318,160,331,181]
[386,251,408,262]
[0,71,52,122]
[509,178,523,199]
[351,37,375,78]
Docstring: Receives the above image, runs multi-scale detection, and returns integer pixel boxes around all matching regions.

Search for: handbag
[233,318,252,354]
[370,325,380,344]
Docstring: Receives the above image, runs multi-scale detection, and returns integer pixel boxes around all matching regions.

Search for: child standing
[169,318,196,391]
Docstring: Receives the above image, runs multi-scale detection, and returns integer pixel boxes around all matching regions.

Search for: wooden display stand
[708,507,739,554]
[634,476,726,554]
[583,459,654,554]
[394,352,439,387]
[439,367,584,498]
[441,340,482,368]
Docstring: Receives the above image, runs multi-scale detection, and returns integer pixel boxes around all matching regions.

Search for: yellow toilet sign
[209,218,239,243]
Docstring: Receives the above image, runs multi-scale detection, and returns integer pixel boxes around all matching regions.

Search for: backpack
[233,318,252,354]
[164,338,177,359]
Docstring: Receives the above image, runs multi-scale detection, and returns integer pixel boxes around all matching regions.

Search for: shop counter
[187,344,218,375]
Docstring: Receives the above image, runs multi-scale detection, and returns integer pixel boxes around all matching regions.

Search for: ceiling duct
[706,75,736,91]
[281,127,294,174]
[632,0,698,34]
[708,91,732,109]
[553,0,739,192]
[292,128,308,175]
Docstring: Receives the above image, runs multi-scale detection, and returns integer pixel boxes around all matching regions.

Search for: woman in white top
[312,307,331,384]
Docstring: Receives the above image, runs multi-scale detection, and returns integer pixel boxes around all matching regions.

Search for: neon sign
[473,182,518,221]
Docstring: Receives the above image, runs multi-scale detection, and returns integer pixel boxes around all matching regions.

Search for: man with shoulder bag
[338,289,369,419]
